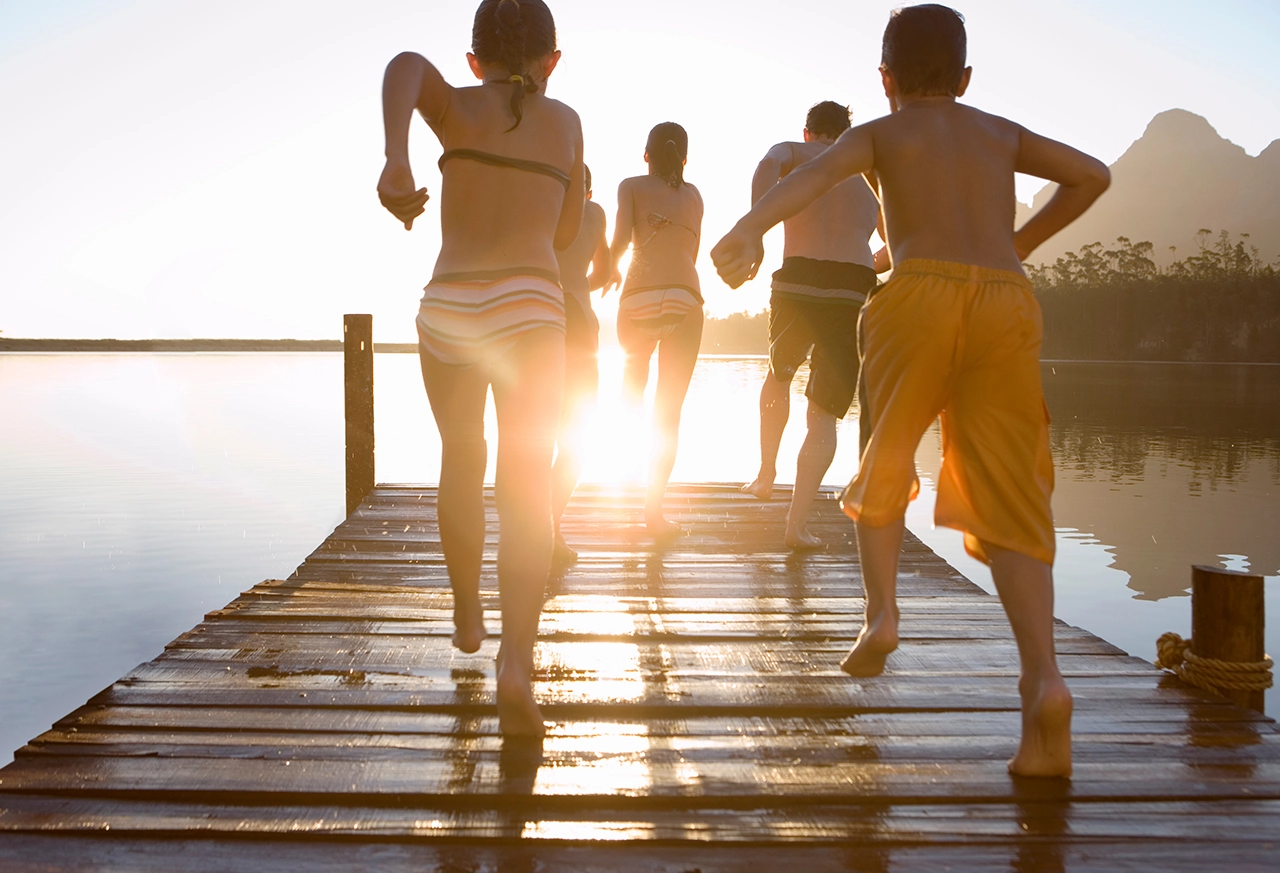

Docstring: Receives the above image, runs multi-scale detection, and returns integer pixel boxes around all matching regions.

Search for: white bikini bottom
[618,285,702,342]
[417,270,565,367]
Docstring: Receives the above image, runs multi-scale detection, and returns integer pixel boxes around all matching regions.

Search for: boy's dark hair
[805,102,852,140]
[881,4,967,97]
[584,164,592,192]
[646,122,688,188]
[472,0,557,130]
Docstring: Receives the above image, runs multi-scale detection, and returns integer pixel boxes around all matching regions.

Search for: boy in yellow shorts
[712,4,1109,778]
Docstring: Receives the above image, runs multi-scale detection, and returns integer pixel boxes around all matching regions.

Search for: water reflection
[445,667,488,794]
[1009,779,1071,873]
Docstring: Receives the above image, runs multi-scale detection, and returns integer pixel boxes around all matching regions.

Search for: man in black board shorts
[741,102,884,550]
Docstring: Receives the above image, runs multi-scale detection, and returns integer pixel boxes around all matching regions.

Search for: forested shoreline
[702,231,1280,362]
[1029,232,1280,362]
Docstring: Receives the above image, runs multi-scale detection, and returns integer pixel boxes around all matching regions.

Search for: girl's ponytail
[472,0,557,131]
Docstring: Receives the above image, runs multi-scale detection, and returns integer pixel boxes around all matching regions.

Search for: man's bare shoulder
[584,199,607,224]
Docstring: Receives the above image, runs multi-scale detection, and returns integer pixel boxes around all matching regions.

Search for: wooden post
[344,314,375,516]
[1192,564,1266,713]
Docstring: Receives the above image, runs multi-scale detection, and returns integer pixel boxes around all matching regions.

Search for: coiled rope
[1155,632,1274,693]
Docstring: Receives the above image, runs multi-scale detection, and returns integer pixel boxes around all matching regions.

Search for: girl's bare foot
[552,532,578,566]
[495,650,546,738]
[839,618,899,678]
[451,598,488,654]
[785,528,825,551]
[1009,675,1073,778]
[646,512,683,543]
[741,475,775,500]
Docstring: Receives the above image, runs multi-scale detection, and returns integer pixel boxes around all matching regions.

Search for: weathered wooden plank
[52,705,1273,737]
[17,726,1280,773]
[3,753,1278,802]
[3,833,1279,873]
[3,796,1280,844]
[153,643,1143,677]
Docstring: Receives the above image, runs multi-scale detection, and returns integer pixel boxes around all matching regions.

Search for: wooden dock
[1,484,1277,871]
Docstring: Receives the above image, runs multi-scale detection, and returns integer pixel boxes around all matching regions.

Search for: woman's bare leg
[646,308,703,538]
[985,543,1072,778]
[617,311,656,406]
[420,347,491,654]
[843,517,903,676]
[490,327,564,737]
[551,365,596,563]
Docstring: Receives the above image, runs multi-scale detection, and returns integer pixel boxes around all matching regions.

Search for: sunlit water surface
[1,353,1277,762]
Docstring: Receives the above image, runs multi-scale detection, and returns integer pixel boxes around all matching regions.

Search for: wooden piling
[343,314,374,516]
[1192,564,1267,712]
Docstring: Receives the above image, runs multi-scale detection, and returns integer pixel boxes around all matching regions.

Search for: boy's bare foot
[452,599,488,654]
[1009,675,1073,778]
[552,533,578,566]
[785,528,825,551]
[495,651,546,738]
[839,618,899,678]
[741,474,775,500]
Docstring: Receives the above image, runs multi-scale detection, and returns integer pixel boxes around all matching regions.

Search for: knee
[441,433,488,479]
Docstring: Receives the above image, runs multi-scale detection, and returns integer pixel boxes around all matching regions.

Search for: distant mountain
[1017,109,1280,266]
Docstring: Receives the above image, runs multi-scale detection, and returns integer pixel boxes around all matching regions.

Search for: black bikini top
[438,149,571,191]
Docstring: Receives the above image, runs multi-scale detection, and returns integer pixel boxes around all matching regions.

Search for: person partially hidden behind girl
[605,123,705,541]
[376,0,585,737]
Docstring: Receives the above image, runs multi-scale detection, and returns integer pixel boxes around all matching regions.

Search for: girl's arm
[605,180,634,293]
[553,110,587,251]
[587,207,612,292]
[691,186,705,262]
[377,52,452,230]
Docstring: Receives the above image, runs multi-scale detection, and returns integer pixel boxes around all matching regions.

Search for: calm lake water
[1,353,1277,763]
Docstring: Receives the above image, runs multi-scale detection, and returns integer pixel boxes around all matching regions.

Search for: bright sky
[1,0,1278,340]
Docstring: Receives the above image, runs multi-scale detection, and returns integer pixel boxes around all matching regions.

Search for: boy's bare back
[860,101,1023,272]
[713,84,1108,287]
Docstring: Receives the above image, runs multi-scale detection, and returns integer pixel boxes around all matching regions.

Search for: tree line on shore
[702,230,1280,362]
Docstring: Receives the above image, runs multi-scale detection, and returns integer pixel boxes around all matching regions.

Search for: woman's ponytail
[662,140,684,188]
[645,122,689,188]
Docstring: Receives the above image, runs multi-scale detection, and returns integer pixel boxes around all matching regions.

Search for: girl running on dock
[605,123,705,540]
[377,0,585,737]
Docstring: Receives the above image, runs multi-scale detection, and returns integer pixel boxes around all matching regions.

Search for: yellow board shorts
[841,259,1055,566]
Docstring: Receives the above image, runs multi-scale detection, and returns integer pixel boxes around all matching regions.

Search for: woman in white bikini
[377,0,584,737]
[606,122,704,540]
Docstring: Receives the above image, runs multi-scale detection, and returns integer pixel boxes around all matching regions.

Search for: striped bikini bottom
[416,270,565,367]
[618,285,703,342]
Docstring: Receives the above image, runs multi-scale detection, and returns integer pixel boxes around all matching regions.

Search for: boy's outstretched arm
[1013,129,1110,260]
[379,52,451,230]
[713,128,874,288]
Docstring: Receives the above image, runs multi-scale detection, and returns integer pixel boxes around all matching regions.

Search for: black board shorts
[768,258,877,418]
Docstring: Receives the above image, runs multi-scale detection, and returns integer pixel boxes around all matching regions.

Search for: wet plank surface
[2,483,1278,871]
